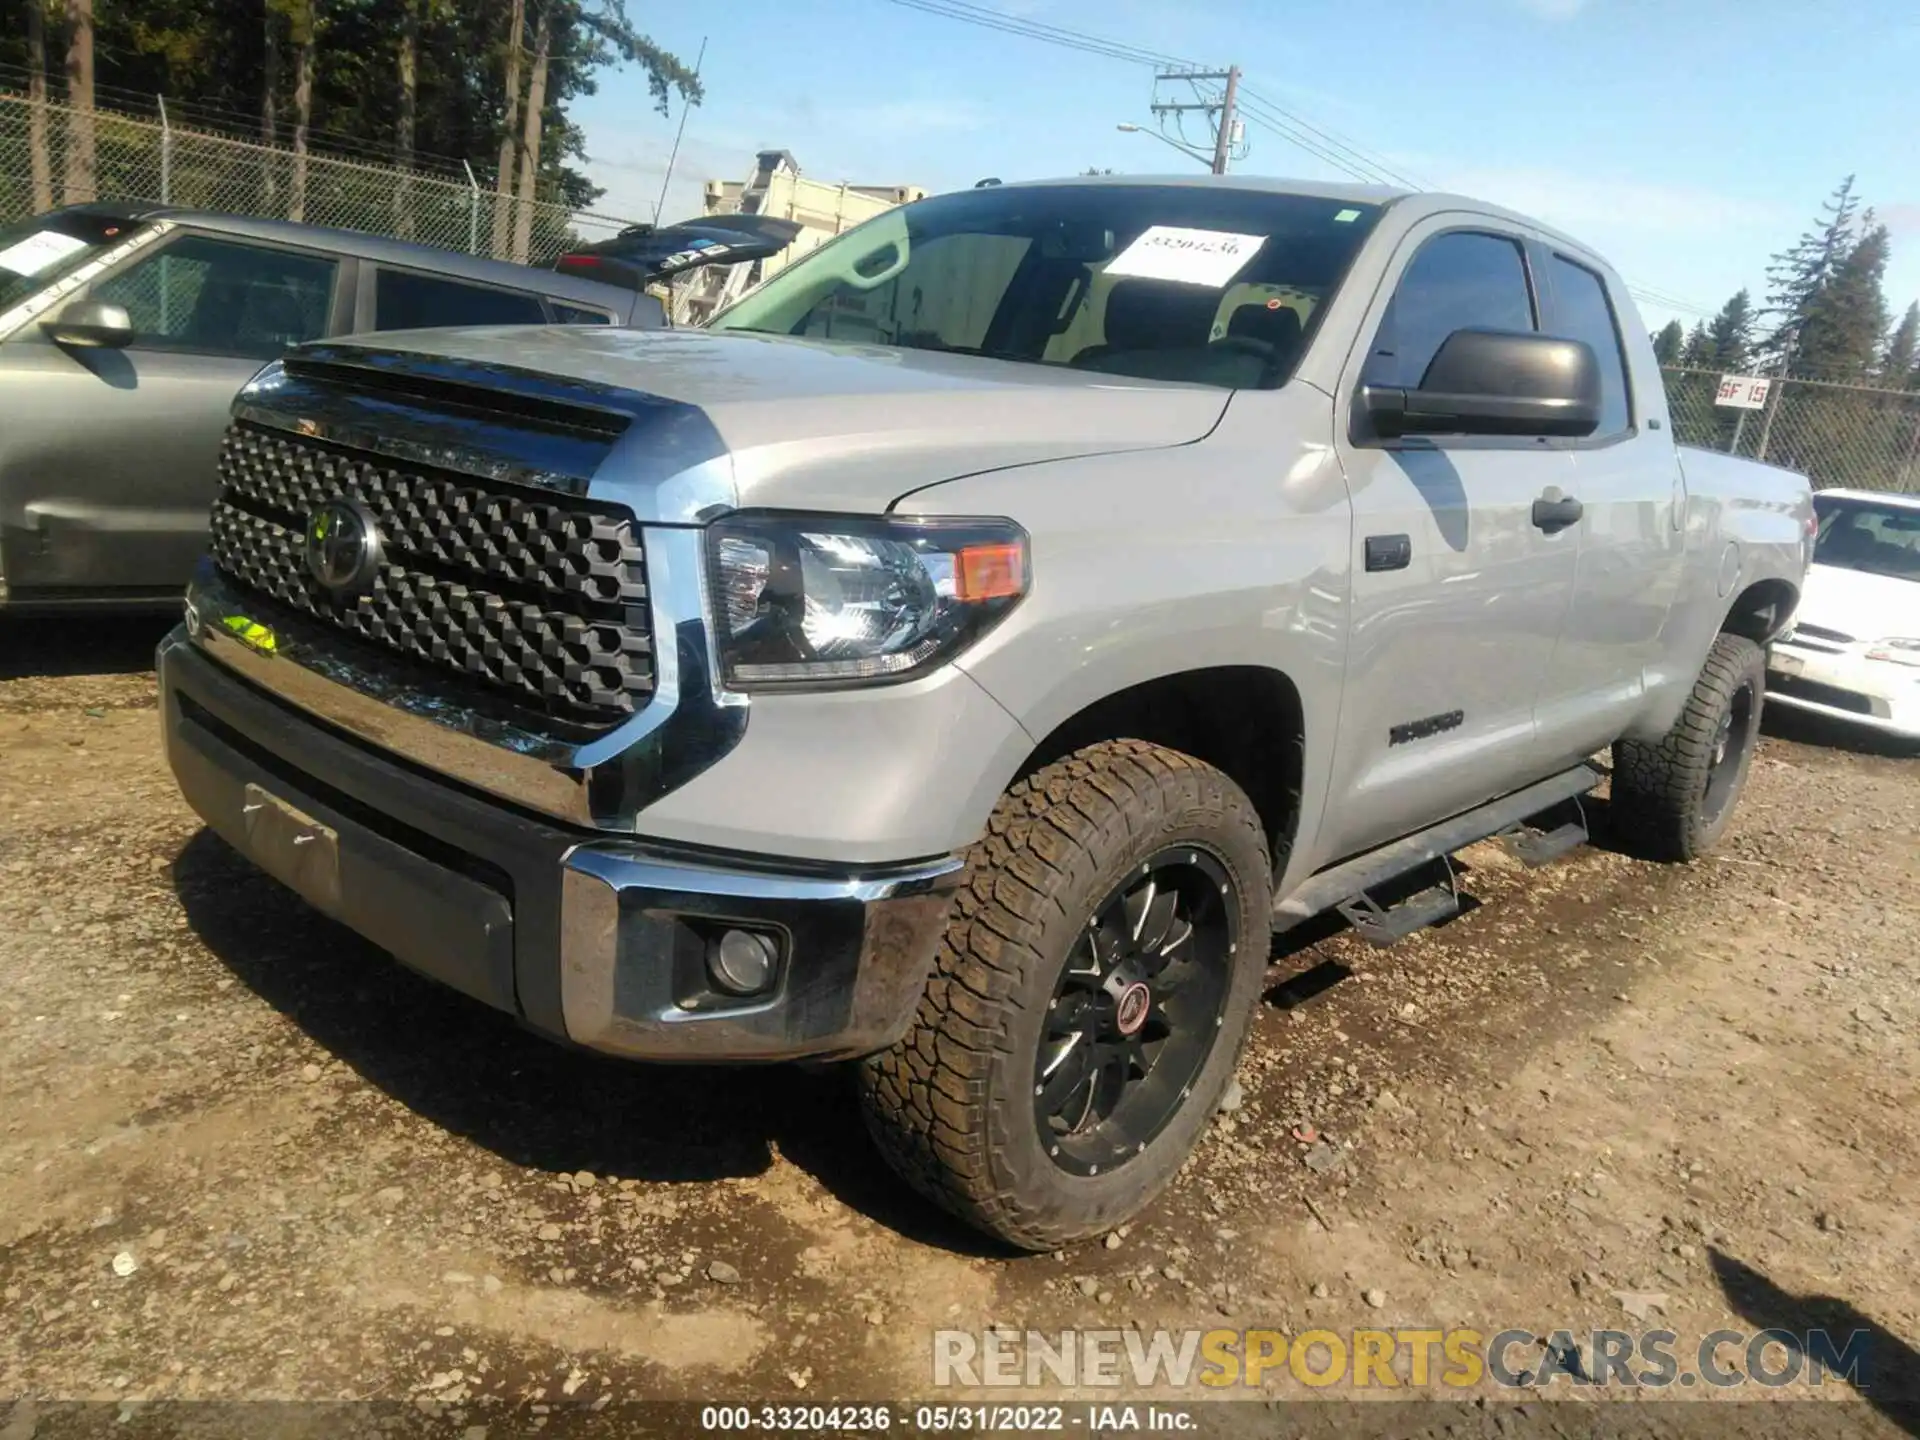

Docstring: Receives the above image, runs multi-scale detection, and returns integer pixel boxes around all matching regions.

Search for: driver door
[1318,220,1580,859]
[0,230,342,597]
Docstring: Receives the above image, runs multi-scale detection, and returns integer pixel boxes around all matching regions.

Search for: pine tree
[1705,290,1755,374]
[1881,301,1918,389]
[1757,176,1862,374]
[1679,321,1714,369]
[1652,319,1685,366]
[1795,221,1891,382]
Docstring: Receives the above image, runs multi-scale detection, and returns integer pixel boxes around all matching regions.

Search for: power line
[1232,98,1399,186]
[1235,87,1428,189]
[876,0,1723,315]
[879,0,1419,188]
[882,0,1192,67]
[1629,289,1717,320]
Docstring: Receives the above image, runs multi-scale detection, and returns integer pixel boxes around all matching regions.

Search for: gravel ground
[1,619,1916,1433]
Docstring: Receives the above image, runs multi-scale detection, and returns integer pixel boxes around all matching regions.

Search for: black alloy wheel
[1701,677,1757,826]
[1034,848,1237,1177]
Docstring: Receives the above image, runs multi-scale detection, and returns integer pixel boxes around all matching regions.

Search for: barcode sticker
[1104,226,1266,288]
[0,230,89,277]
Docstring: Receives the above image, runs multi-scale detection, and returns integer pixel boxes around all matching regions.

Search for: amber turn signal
[957,541,1027,602]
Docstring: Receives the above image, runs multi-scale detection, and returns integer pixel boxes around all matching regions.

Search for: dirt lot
[1,619,1916,1433]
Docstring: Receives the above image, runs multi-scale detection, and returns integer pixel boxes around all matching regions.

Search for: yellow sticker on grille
[222,615,278,654]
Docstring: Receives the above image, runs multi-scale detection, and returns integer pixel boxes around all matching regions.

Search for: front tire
[1611,632,1766,861]
[858,740,1271,1251]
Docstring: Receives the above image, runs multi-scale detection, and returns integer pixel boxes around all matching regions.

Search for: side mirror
[42,299,135,350]
[630,291,668,329]
[1362,328,1600,439]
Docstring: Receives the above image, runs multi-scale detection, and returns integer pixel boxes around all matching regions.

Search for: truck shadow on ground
[1708,1248,1920,1431]
[169,827,1017,1258]
[0,612,176,680]
[1761,704,1918,760]
[1260,859,1487,1012]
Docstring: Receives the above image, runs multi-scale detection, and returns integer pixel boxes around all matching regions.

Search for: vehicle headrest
[1227,302,1304,349]
[1100,279,1222,351]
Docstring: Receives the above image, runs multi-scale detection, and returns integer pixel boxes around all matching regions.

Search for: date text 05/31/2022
[699,1404,1197,1432]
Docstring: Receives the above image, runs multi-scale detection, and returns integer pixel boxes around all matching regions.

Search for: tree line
[3,0,701,250]
[1652,176,1919,395]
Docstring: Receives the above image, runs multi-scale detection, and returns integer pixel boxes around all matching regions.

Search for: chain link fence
[1,93,639,267]
[1663,367,1920,494]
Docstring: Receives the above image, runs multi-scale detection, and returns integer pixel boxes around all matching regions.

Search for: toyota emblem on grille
[303,499,383,597]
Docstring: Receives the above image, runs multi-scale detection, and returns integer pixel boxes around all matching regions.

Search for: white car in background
[1768,488,1920,742]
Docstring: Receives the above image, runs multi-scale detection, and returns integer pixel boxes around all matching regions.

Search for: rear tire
[1610,632,1765,861]
[857,740,1271,1251]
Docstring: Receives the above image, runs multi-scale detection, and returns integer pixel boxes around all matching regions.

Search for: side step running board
[1335,876,1461,946]
[1273,762,1603,937]
[1505,809,1589,867]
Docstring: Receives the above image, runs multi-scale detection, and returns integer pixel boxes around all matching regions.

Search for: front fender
[897,385,1353,881]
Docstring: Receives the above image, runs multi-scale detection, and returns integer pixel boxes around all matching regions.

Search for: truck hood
[342,325,1233,514]
[1796,562,1920,640]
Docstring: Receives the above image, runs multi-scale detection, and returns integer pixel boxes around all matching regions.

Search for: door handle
[1532,489,1584,534]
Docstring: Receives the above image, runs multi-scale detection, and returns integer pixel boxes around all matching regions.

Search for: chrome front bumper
[160,629,962,1062]
[1768,638,1920,740]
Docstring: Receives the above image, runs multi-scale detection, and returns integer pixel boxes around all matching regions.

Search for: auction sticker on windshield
[0,230,89,277]
[1105,226,1265,287]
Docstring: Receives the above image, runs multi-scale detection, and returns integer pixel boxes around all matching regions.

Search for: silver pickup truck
[157,176,1812,1249]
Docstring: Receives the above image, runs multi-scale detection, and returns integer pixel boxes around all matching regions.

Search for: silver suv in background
[0,203,658,613]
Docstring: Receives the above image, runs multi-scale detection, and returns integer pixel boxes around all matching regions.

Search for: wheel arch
[1721,576,1800,645]
[1015,664,1306,874]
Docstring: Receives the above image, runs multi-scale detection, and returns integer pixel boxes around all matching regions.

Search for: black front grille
[208,423,654,724]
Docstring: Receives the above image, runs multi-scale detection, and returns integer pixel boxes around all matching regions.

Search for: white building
[676,150,924,324]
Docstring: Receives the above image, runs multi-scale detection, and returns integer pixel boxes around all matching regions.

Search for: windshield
[0,210,145,313]
[1812,494,1920,581]
[708,184,1383,390]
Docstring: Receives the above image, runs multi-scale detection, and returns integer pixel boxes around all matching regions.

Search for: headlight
[1865,637,1920,667]
[706,511,1028,690]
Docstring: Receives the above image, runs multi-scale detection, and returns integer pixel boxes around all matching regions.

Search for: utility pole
[1211,66,1240,175]
[1149,66,1242,175]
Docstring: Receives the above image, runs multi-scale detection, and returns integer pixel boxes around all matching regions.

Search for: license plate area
[241,781,342,911]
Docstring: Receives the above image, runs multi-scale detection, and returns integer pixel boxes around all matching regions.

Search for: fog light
[708,928,778,995]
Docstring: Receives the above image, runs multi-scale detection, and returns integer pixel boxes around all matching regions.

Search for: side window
[373,269,547,330]
[550,301,612,325]
[1547,255,1632,437]
[90,235,336,359]
[1363,231,1535,389]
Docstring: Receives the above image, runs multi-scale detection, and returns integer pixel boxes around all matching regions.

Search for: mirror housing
[630,291,668,329]
[1362,328,1601,439]
[42,299,135,350]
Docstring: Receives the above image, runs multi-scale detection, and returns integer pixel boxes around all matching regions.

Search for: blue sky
[572,0,1920,345]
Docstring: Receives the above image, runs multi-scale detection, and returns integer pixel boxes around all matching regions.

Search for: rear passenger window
[1364,231,1535,389]
[373,270,547,330]
[551,302,612,325]
[1548,255,1632,437]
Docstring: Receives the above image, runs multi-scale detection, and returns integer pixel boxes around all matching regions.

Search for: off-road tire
[857,740,1271,1251]
[1611,632,1766,862]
